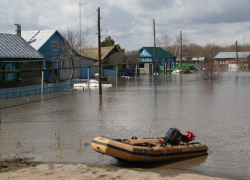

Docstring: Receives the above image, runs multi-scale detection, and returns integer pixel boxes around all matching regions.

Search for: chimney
[15,24,21,36]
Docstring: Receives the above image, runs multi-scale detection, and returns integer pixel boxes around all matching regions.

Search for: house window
[52,41,58,51]
[5,64,15,81]
[7,66,12,79]
[139,64,144,68]
[60,60,65,68]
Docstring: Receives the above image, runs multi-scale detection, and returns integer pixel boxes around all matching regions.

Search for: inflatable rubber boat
[91,136,208,162]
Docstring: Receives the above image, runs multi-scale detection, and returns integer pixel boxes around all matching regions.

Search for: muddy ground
[0,159,234,180]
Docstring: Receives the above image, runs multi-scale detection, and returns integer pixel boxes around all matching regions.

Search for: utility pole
[153,19,156,75]
[236,40,239,64]
[98,7,102,94]
[79,0,84,49]
[180,31,182,70]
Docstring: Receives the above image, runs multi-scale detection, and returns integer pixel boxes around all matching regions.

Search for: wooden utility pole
[236,40,239,64]
[153,19,156,75]
[180,31,182,70]
[98,7,102,94]
[79,0,84,49]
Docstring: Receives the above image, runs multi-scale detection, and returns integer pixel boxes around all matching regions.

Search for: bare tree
[187,43,206,57]
[109,51,125,65]
[204,44,221,61]
[156,32,172,50]
[108,50,139,70]
[59,27,89,80]
[125,50,139,69]
[197,59,223,80]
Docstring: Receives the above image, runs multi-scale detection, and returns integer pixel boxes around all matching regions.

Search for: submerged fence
[0,81,73,99]
[103,69,138,77]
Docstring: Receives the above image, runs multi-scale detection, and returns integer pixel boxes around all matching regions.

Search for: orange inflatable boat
[91,136,208,162]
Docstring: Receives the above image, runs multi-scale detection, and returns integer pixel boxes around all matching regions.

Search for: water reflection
[111,155,208,170]
[0,72,250,179]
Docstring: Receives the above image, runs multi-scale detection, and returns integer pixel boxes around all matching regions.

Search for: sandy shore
[0,160,234,180]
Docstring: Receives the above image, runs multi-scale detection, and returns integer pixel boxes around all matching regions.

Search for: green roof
[141,47,176,58]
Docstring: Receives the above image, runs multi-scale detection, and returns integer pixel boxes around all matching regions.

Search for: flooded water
[0,71,250,180]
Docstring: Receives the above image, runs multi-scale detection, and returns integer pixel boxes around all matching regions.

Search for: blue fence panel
[103,69,116,76]
[103,69,138,77]
[0,81,73,99]
[119,70,136,76]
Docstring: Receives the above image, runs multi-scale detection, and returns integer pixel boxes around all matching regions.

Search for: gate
[81,64,92,78]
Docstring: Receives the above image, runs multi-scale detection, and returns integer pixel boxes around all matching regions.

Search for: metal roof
[215,52,250,59]
[192,57,206,61]
[139,47,176,58]
[79,46,116,60]
[0,33,43,59]
[22,30,57,50]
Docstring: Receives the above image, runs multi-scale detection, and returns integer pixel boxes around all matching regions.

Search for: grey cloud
[187,0,250,24]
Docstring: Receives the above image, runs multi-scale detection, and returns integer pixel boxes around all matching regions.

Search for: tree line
[157,32,250,61]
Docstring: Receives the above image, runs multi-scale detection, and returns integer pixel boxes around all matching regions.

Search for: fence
[103,69,138,77]
[171,64,196,70]
[0,81,73,99]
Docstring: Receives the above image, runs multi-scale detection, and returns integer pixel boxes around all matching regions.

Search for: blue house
[22,30,65,81]
[138,47,176,74]
[22,30,96,81]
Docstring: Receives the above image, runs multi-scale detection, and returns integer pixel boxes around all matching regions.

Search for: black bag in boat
[164,128,183,145]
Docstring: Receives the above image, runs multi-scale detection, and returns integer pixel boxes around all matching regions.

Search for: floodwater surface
[0,71,250,180]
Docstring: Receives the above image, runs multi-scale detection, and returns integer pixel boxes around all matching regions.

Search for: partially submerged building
[22,30,96,81]
[214,52,250,64]
[0,33,43,88]
[138,47,176,74]
[215,52,250,70]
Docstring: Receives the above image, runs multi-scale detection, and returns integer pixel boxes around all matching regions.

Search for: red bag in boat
[183,131,196,142]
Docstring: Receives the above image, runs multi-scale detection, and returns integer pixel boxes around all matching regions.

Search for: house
[176,56,192,63]
[214,52,250,64]
[191,57,207,64]
[0,33,43,88]
[138,47,176,74]
[79,46,121,65]
[22,30,96,81]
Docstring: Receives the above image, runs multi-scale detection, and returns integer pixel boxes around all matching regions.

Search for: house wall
[38,32,67,81]
[60,57,96,80]
[139,57,176,67]
[215,58,250,64]
[39,32,65,56]
[0,60,20,87]
[20,61,41,85]
[139,63,152,74]
[0,59,41,88]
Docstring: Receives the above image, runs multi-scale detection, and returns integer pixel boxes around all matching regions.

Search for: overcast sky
[1,0,250,50]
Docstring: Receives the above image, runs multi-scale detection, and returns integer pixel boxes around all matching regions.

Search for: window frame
[52,41,58,51]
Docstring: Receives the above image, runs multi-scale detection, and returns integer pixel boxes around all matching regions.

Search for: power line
[71,0,155,25]
[55,0,97,24]
[44,0,98,36]
[44,0,88,29]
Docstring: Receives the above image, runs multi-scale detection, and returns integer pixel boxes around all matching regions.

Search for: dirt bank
[0,159,234,180]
